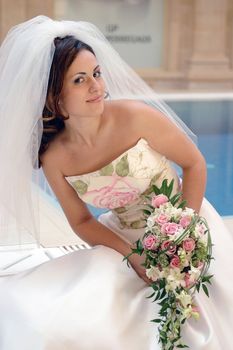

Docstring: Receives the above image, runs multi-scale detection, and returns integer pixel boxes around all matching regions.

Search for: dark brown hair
[38,36,95,167]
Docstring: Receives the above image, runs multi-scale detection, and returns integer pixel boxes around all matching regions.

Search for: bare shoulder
[105,98,147,116]
[40,137,64,171]
[104,99,167,136]
[106,98,199,161]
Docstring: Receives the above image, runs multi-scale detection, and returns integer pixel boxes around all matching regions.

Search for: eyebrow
[72,65,100,77]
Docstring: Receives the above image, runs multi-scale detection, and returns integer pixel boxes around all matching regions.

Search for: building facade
[0,0,232,91]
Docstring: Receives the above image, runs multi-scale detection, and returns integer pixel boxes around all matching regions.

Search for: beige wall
[0,0,54,41]
[0,0,232,91]
[139,0,233,91]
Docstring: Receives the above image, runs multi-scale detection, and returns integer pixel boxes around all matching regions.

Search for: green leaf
[152,185,160,195]
[136,239,144,251]
[154,291,161,301]
[115,155,129,176]
[166,178,174,198]
[73,180,88,195]
[151,283,159,291]
[146,292,155,299]
[170,192,182,205]
[159,279,166,289]
[159,331,167,339]
[202,274,214,284]
[150,318,161,323]
[177,345,189,348]
[160,302,169,313]
[160,288,167,300]
[202,284,209,297]
[178,200,187,209]
[99,163,114,176]
[161,179,168,194]
[143,209,152,216]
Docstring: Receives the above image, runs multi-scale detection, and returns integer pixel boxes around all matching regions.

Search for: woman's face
[59,49,105,118]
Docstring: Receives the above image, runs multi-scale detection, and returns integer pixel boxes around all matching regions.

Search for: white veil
[0,16,196,248]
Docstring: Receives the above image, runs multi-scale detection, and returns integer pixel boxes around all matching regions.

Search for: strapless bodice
[65,138,180,229]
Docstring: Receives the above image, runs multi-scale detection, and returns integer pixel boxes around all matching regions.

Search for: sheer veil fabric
[0,16,196,247]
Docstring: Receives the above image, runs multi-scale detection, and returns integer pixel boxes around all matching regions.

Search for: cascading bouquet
[123,179,213,350]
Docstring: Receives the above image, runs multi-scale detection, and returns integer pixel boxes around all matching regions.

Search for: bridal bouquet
[123,179,213,350]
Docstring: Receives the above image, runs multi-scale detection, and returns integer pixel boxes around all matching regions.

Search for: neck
[63,113,103,148]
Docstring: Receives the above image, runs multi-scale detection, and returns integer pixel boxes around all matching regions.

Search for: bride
[0,16,232,350]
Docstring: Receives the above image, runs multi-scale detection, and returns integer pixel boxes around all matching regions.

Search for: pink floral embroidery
[93,189,139,209]
[85,177,140,209]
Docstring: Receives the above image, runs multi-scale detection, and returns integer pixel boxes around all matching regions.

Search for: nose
[89,77,100,93]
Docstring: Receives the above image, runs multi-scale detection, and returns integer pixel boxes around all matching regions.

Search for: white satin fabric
[0,137,233,349]
[0,200,232,350]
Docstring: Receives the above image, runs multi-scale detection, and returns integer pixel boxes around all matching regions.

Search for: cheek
[62,89,85,112]
[100,79,106,91]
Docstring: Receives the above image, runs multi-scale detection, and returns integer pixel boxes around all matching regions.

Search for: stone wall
[139,0,233,91]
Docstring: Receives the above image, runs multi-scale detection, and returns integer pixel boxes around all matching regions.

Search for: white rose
[165,268,185,291]
[183,208,195,216]
[199,234,208,246]
[176,290,192,308]
[171,207,183,220]
[146,216,155,229]
[194,227,201,238]
[166,279,181,292]
[146,266,163,282]
[189,265,201,281]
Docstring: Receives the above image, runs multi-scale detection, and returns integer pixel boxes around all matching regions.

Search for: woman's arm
[42,152,129,252]
[41,149,151,284]
[127,101,207,213]
[181,156,206,213]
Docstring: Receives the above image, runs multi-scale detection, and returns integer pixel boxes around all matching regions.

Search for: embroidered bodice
[65,138,180,229]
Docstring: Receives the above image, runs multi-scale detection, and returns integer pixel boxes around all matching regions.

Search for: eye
[74,76,85,84]
[93,70,102,78]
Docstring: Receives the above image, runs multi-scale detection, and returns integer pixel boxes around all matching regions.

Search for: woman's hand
[128,253,152,286]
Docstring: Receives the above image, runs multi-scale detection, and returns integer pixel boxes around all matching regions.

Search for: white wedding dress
[0,138,232,350]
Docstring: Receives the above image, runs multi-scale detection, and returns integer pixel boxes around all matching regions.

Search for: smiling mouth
[86,95,102,103]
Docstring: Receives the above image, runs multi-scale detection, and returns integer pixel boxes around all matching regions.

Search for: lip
[86,95,103,103]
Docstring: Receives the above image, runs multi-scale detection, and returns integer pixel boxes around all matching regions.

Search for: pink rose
[183,238,196,252]
[161,222,181,235]
[151,194,168,208]
[143,235,158,250]
[191,306,200,320]
[179,216,191,228]
[155,213,170,225]
[197,261,204,270]
[170,255,180,268]
[184,273,193,288]
[192,306,199,313]
[161,240,177,255]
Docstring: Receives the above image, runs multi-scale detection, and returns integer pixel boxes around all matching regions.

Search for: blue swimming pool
[166,99,233,216]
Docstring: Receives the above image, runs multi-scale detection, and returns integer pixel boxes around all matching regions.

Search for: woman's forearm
[74,216,133,256]
[181,155,207,213]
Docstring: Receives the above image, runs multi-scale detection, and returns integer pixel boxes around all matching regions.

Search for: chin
[88,100,105,113]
